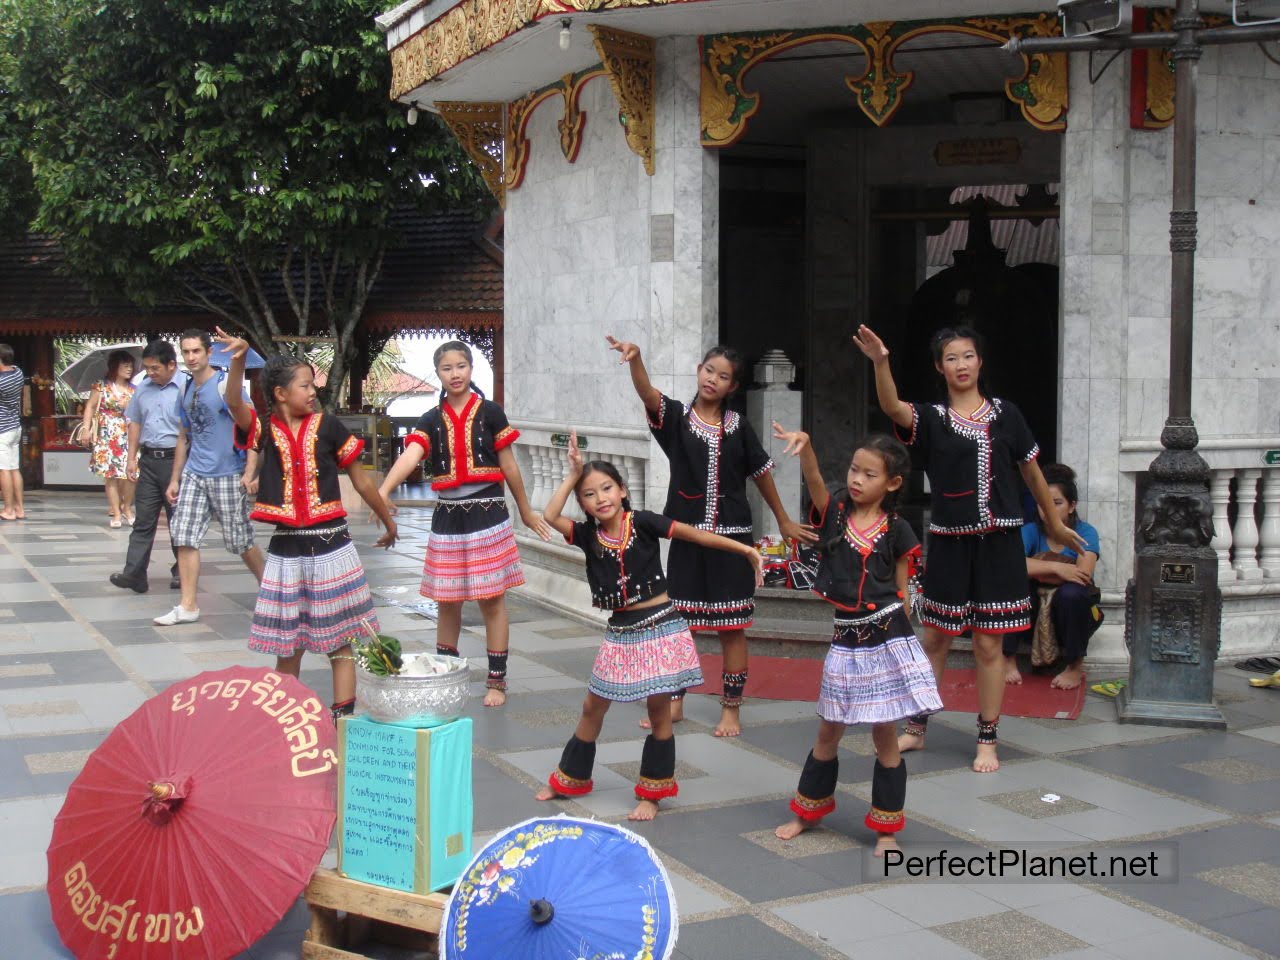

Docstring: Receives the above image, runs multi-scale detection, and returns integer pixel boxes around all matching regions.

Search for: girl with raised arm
[852,324,1086,773]
[215,329,397,723]
[770,426,940,856]
[535,432,763,820]
[607,335,815,737]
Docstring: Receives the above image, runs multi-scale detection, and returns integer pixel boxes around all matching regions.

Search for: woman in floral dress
[80,350,137,527]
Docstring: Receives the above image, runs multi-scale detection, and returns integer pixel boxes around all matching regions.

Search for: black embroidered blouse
[811,498,920,613]
[405,394,519,491]
[565,509,676,610]
[895,398,1039,536]
[647,394,774,536]
[235,413,364,527]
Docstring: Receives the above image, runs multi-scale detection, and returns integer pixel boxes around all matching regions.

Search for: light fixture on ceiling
[559,18,572,52]
[1057,0,1133,39]
[407,103,420,126]
[1234,0,1280,26]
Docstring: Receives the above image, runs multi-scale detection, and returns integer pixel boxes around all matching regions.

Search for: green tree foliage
[2,0,487,406]
[0,37,36,236]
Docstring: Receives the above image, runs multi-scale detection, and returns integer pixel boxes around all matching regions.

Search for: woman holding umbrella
[79,349,137,527]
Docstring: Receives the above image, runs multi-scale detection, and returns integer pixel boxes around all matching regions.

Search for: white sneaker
[154,606,200,626]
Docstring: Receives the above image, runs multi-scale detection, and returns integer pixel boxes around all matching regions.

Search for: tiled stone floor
[2,493,1279,959]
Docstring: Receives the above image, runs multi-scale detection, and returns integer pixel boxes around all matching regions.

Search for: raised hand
[567,429,584,475]
[852,325,890,364]
[771,421,809,457]
[212,326,250,360]
[605,335,640,364]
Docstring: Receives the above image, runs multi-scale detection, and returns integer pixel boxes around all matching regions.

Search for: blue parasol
[208,341,266,369]
[441,815,678,960]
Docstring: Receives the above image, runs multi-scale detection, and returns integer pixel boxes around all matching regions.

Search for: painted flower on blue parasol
[441,815,678,960]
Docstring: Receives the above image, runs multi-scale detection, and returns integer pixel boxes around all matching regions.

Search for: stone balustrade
[1209,466,1280,583]
[508,419,651,522]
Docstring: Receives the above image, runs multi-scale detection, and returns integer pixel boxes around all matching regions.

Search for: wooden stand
[302,868,450,959]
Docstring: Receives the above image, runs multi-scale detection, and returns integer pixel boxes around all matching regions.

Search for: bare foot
[713,705,741,738]
[628,799,659,821]
[973,742,1000,773]
[0,511,16,521]
[483,688,507,708]
[639,699,684,730]
[1004,656,1023,685]
[534,786,561,801]
[874,833,900,858]
[898,731,925,753]
[774,817,812,841]
[1051,665,1086,690]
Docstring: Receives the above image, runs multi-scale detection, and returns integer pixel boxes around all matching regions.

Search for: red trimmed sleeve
[234,416,264,452]
[404,430,430,455]
[646,394,683,455]
[337,435,365,469]
[485,401,520,451]
[493,425,519,450]
[893,403,923,448]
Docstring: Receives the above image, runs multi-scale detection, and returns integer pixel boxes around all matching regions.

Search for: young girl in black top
[607,336,815,738]
[216,329,398,723]
[854,325,1085,772]
[770,427,941,855]
[535,433,762,821]
[378,341,550,708]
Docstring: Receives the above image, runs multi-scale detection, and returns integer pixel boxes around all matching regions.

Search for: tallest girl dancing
[607,336,815,737]
[854,324,1085,772]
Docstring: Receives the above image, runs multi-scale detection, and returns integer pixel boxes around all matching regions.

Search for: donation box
[337,715,473,893]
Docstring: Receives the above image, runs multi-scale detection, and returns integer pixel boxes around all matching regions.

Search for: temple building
[378,0,1280,661]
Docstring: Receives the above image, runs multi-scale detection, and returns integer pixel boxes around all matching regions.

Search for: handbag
[71,417,98,448]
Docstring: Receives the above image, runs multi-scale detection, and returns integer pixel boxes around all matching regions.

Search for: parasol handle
[528,899,555,925]
[142,777,191,825]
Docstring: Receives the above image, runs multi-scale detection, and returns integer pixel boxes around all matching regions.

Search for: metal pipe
[1004,22,1280,55]
[1168,0,1200,422]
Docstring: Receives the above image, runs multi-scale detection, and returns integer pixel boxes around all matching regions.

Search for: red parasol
[47,667,339,960]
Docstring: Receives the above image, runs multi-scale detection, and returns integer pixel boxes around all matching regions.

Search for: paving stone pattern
[1,494,1278,959]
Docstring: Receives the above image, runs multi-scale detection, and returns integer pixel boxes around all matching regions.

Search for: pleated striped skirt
[421,484,525,603]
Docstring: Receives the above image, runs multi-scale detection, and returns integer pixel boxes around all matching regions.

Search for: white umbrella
[59,342,146,394]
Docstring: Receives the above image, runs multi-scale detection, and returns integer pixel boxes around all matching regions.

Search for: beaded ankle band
[976,714,1000,745]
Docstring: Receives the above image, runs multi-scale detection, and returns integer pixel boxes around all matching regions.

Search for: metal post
[1116,0,1225,727]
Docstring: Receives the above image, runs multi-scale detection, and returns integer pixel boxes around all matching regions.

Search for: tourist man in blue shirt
[109,340,186,593]
[154,329,263,625]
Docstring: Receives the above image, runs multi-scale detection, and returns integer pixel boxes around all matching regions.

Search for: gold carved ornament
[589,25,656,175]
[967,13,1068,131]
[437,101,507,207]
[844,21,913,127]
[389,0,701,100]
[504,68,606,190]
[1130,9,1222,129]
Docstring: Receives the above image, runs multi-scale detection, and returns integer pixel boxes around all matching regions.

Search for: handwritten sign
[339,716,473,893]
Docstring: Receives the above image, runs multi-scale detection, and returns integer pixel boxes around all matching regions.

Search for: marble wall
[1058,42,1280,659]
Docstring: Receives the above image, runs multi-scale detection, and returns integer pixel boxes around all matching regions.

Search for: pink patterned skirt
[589,603,704,702]
[421,489,525,603]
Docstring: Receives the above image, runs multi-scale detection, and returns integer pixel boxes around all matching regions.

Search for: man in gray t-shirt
[152,329,263,626]
[0,343,28,521]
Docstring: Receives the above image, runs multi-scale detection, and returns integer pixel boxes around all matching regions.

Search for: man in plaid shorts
[154,329,264,626]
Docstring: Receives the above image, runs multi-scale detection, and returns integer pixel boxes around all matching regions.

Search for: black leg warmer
[635,734,678,801]
[790,750,839,821]
[864,758,907,834]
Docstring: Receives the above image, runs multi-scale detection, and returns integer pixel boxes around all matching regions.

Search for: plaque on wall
[1149,593,1202,664]
[933,138,1022,166]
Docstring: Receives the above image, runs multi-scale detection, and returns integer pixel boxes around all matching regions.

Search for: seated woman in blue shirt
[1003,464,1101,690]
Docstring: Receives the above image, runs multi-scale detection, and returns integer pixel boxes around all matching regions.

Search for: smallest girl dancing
[770,426,941,856]
[536,433,762,821]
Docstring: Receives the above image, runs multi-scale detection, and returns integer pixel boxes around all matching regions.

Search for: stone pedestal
[747,350,801,540]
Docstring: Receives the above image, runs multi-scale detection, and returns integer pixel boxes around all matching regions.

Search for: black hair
[929,325,988,399]
[575,460,634,537]
[688,345,744,413]
[434,339,485,399]
[0,343,13,365]
[263,354,313,411]
[141,340,176,366]
[106,350,135,381]
[179,328,212,350]
[1038,463,1080,531]
[822,434,912,553]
